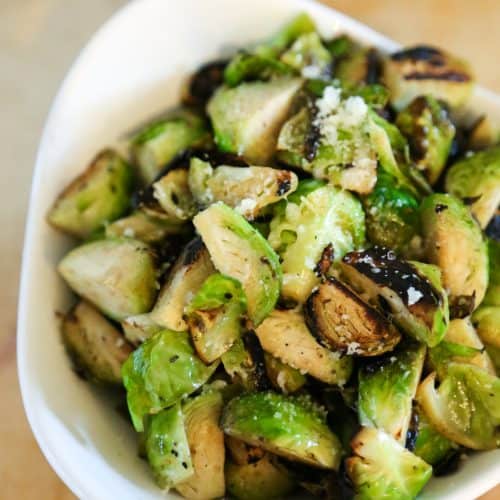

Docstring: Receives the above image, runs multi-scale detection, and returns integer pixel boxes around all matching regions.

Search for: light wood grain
[1,0,498,498]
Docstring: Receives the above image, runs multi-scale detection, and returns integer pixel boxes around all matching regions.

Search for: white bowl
[18,0,500,498]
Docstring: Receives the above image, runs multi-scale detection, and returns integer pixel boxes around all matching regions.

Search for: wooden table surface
[1,0,498,498]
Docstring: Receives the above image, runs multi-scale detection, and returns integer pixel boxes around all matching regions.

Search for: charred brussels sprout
[188,158,298,218]
[131,110,209,184]
[383,45,474,110]
[361,168,419,252]
[207,78,302,164]
[445,145,500,228]
[222,392,342,469]
[58,238,157,321]
[185,273,247,363]
[263,353,306,394]
[417,363,500,449]
[149,238,215,332]
[358,343,426,444]
[420,193,489,313]
[255,309,353,385]
[184,59,227,107]
[144,403,193,489]
[346,427,432,499]
[62,301,132,384]
[175,390,225,499]
[341,247,449,347]
[122,329,218,431]
[47,149,132,238]
[268,183,365,303]
[396,96,455,185]
[306,277,401,357]
[226,454,296,500]
[193,203,281,326]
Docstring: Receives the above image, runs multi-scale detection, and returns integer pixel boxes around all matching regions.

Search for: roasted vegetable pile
[49,13,500,500]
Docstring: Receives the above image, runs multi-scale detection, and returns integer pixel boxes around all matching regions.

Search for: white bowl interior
[18,0,500,498]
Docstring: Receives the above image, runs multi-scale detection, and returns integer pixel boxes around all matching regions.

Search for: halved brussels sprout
[226,454,296,500]
[255,309,353,385]
[152,168,196,222]
[445,145,500,228]
[193,203,281,325]
[472,306,500,349]
[420,193,489,313]
[417,363,500,449]
[131,110,209,184]
[58,238,157,321]
[268,184,365,303]
[341,247,449,347]
[144,403,193,489]
[47,149,132,238]
[263,353,306,394]
[383,45,474,110]
[428,318,495,378]
[346,427,432,499]
[106,209,188,244]
[305,277,401,356]
[207,77,302,164]
[121,313,162,346]
[358,342,426,444]
[175,390,225,500]
[62,301,132,384]
[484,239,500,306]
[486,343,500,373]
[222,392,342,469]
[122,329,218,431]
[188,159,298,218]
[185,273,247,363]
[276,106,311,168]
[413,407,457,466]
[361,168,419,252]
[396,96,455,185]
[335,47,380,87]
[468,115,499,151]
[149,237,215,331]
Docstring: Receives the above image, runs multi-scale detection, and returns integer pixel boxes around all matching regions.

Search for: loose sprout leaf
[122,329,218,431]
[417,363,500,449]
[222,391,342,469]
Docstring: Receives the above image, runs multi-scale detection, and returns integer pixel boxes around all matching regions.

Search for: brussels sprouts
[383,45,474,110]
[358,343,426,444]
[193,203,281,325]
[222,392,342,469]
[185,273,247,363]
[61,301,132,385]
[472,306,500,349]
[268,184,365,303]
[188,159,298,218]
[106,210,188,244]
[175,390,225,499]
[226,454,296,500]
[276,107,311,168]
[445,145,500,228]
[263,353,306,394]
[131,110,209,184]
[122,329,218,431]
[413,408,457,466]
[255,309,353,385]
[121,313,162,346]
[396,96,455,185]
[335,47,380,87]
[58,238,157,321]
[361,168,419,252]
[341,247,449,347]
[428,318,495,378]
[417,363,500,449]
[150,238,215,331]
[47,149,133,238]
[420,193,489,313]
[144,403,193,489]
[184,59,227,107]
[226,436,266,465]
[346,427,432,499]
[207,78,302,164]
[484,238,500,306]
[468,115,499,151]
[305,277,401,357]
[152,168,196,222]
[280,32,331,78]
[485,343,500,373]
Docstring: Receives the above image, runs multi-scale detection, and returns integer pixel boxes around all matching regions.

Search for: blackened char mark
[449,293,476,319]
[366,48,381,84]
[243,331,272,391]
[184,59,228,107]
[181,236,205,266]
[404,71,470,82]
[405,408,419,451]
[391,45,443,62]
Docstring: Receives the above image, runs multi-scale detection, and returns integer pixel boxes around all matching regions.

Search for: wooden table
[1,0,498,498]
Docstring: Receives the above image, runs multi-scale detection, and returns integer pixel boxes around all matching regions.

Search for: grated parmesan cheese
[407,286,423,306]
